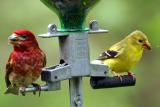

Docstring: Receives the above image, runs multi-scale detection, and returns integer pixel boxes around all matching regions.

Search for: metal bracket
[38,20,108,38]
[90,63,108,77]
[41,64,71,82]
[41,60,108,83]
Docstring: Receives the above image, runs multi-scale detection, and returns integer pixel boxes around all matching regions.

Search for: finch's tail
[5,86,19,95]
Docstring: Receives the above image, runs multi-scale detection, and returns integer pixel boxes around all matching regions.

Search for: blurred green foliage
[0,0,160,107]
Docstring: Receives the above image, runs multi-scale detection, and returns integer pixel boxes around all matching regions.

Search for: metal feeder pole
[69,77,83,107]
[59,32,91,107]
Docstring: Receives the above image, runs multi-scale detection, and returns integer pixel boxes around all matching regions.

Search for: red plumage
[5,29,46,95]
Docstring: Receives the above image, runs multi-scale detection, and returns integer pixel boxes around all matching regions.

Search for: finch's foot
[32,83,41,97]
[113,72,123,82]
[117,75,123,82]
[128,72,135,80]
[19,87,26,96]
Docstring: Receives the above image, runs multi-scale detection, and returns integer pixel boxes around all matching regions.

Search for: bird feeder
[20,0,136,107]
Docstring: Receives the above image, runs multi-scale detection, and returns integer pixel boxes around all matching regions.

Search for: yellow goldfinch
[97,30,151,79]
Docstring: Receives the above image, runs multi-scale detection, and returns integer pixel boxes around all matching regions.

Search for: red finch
[5,29,46,95]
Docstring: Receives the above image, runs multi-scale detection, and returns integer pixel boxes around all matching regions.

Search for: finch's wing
[97,50,119,60]
[5,55,13,87]
[41,51,46,67]
[97,42,124,60]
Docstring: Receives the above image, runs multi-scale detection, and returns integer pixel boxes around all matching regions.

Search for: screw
[89,20,99,31]
[74,95,81,107]
[104,71,107,74]
[48,24,57,33]
[54,76,58,79]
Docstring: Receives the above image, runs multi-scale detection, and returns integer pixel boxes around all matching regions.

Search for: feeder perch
[90,75,136,89]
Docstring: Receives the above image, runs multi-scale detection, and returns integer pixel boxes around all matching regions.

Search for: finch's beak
[8,34,20,45]
[143,41,151,50]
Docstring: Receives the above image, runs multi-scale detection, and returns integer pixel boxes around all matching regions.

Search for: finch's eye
[138,39,143,43]
[21,35,28,39]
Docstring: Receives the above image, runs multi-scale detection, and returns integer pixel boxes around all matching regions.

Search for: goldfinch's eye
[138,39,143,43]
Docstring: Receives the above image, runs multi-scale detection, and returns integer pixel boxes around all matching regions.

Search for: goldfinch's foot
[117,75,123,82]
[113,72,123,82]
[128,72,135,80]
[32,83,41,97]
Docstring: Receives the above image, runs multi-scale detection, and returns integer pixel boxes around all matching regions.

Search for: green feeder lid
[41,0,100,32]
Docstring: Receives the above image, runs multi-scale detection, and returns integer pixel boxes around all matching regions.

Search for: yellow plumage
[98,30,151,76]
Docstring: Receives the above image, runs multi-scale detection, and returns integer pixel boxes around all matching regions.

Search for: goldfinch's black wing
[97,50,119,60]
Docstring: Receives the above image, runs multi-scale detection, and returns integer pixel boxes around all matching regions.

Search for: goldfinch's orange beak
[143,41,151,50]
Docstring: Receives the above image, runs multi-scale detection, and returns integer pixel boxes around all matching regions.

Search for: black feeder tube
[90,75,136,89]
